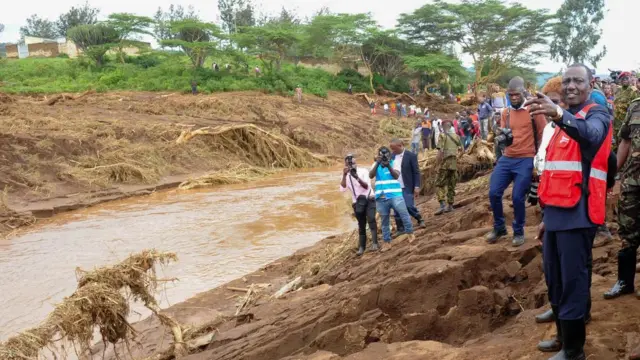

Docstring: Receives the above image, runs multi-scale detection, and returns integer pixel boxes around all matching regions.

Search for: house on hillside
[2,36,150,59]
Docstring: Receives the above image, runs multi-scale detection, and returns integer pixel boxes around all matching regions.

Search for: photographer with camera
[341,154,379,256]
[369,146,415,248]
[486,77,546,247]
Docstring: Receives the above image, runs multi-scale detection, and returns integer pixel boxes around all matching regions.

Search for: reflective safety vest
[538,103,612,225]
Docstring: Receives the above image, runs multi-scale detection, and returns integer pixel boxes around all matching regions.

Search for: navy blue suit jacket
[397,150,421,190]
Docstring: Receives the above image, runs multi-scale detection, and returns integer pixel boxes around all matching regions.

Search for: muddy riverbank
[0,168,354,341]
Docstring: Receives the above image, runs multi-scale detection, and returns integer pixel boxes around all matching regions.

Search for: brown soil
[0,91,408,236]
[89,175,633,360]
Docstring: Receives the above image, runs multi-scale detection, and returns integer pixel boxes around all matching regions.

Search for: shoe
[393,231,407,238]
[553,319,586,360]
[356,246,365,256]
[418,220,426,228]
[370,242,380,252]
[535,309,555,323]
[486,228,508,244]
[538,337,562,353]
[603,280,634,299]
[512,234,525,247]
[408,234,416,243]
[445,204,454,213]
[435,201,446,216]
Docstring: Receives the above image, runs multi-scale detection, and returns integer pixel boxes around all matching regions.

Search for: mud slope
[94,178,634,360]
[0,91,402,228]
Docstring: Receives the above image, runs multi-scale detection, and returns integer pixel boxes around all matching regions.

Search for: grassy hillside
[0,53,376,97]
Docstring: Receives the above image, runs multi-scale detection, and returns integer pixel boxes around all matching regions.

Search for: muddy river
[0,169,355,341]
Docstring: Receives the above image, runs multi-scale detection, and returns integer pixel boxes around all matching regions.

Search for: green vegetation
[0,54,372,96]
[1,0,608,96]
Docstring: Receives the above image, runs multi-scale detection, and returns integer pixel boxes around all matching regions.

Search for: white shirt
[393,150,405,188]
[535,122,555,174]
[384,104,389,110]
[433,119,442,145]
[339,167,373,203]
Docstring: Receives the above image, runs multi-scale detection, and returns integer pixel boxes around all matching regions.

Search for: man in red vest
[526,64,611,360]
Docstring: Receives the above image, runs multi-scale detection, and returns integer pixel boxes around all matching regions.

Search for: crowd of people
[343,65,640,360]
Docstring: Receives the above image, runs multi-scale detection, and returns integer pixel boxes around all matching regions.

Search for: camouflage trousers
[618,182,640,249]
[436,168,458,204]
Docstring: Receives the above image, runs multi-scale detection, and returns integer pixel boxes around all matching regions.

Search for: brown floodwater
[0,168,355,341]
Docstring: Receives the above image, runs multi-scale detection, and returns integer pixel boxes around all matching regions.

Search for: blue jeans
[463,134,473,149]
[411,142,420,154]
[394,188,423,231]
[489,156,533,236]
[376,196,413,242]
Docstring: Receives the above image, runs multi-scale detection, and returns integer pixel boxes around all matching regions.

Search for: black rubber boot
[445,204,454,213]
[585,298,591,325]
[535,309,555,323]
[356,234,366,256]
[550,319,586,360]
[370,229,379,252]
[538,305,562,353]
[604,248,636,299]
[435,201,446,216]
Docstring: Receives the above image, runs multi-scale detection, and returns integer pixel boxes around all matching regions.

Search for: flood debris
[0,250,181,360]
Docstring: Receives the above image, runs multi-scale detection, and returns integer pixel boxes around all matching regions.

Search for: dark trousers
[395,188,422,231]
[354,199,377,244]
[544,227,597,320]
[489,156,533,236]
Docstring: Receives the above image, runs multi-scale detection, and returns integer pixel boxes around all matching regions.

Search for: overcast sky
[0,0,636,74]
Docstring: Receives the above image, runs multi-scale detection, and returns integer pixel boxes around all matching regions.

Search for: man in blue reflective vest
[369,146,415,250]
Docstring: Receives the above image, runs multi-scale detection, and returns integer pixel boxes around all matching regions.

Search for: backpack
[460,119,471,133]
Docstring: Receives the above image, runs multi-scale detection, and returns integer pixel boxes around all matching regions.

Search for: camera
[345,154,358,177]
[495,127,514,147]
[378,147,392,165]
[527,178,539,206]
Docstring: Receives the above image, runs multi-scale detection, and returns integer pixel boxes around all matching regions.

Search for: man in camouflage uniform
[604,97,640,300]
[614,72,640,149]
[435,120,462,215]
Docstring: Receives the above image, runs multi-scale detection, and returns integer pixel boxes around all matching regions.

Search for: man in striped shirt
[369,146,415,248]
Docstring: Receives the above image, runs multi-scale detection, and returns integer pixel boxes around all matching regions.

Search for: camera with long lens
[495,127,514,147]
[345,154,358,177]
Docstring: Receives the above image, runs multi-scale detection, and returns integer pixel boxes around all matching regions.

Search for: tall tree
[218,0,255,35]
[67,24,119,66]
[398,0,552,94]
[153,5,198,45]
[550,0,606,67]
[362,30,414,81]
[235,22,302,72]
[20,15,58,40]
[106,13,154,63]
[404,53,467,95]
[56,2,99,37]
[161,20,224,68]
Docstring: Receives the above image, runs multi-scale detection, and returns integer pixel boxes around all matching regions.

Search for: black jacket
[396,150,421,190]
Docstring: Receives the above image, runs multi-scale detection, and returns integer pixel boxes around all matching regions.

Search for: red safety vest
[538,103,612,225]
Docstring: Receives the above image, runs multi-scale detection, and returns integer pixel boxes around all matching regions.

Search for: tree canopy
[550,0,606,67]
[20,15,58,40]
[67,24,119,66]
[399,0,552,93]
[56,2,100,37]
[161,20,224,68]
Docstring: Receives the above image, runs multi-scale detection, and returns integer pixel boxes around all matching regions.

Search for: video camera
[609,69,622,83]
[495,127,514,147]
[345,154,358,177]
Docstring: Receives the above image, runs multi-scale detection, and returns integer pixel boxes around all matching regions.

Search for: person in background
[528,64,611,360]
[435,120,462,215]
[421,118,432,152]
[191,80,198,95]
[390,139,426,232]
[486,76,546,247]
[348,83,353,94]
[369,100,376,115]
[456,94,461,104]
[614,72,640,149]
[396,101,402,119]
[341,154,378,255]
[469,111,481,141]
[432,118,443,148]
[212,62,219,71]
[416,106,423,118]
[424,107,431,120]
[369,147,415,249]
[384,102,390,115]
[390,101,397,116]
[295,85,303,103]
[409,104,416,117]
[458,112,473,150]
[603,82,615,103]
[478,95,494,140]
[255,66,261,76]
[411,123,422,154]
[401,103,408,117]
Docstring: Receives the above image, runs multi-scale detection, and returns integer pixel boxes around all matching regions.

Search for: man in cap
[434,119,462,215]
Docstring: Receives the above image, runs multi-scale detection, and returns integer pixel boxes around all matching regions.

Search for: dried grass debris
[179,164,274,190]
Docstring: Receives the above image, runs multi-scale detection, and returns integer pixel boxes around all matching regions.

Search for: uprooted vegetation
[0,91,396,213]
